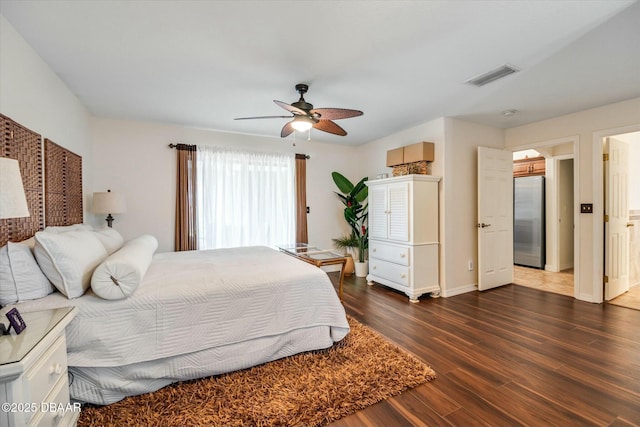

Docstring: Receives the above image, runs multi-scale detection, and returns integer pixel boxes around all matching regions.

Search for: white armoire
[365,174,441,302]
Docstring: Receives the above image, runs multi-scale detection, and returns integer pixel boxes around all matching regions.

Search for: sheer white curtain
[196,146,295,249]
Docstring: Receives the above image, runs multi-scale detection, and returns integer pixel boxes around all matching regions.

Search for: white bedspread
[5,246,349,369]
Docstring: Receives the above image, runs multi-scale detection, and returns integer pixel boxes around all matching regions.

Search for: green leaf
[334,192,348,205]
[332,172,354,194]
[344,208,357,223]
[352,177,369,202]
[332,234,359,249]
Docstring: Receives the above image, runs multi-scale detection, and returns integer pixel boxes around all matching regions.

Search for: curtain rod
[169,143,310,159]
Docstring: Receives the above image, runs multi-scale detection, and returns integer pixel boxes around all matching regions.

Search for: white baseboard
[441,283,477,298]
[545,264,559,273]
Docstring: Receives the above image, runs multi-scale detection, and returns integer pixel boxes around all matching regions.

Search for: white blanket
[5,246,349,369]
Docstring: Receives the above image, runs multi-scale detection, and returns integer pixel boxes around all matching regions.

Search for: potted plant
[331,234,357,276]
[331,171,369,277]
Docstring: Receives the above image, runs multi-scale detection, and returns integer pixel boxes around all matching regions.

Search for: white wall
[505,97,640,302]
[0,15,93,209]
[355,118,446,180]
[615,133,640,210]
[442,118,505,296]
[90,117,358,252]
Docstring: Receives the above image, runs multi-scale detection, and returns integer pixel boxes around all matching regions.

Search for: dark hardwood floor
[327,273,640,427]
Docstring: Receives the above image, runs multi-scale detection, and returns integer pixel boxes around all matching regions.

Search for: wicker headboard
[45,138,83,226]
[0,114,45,246]
[0,115,83,246]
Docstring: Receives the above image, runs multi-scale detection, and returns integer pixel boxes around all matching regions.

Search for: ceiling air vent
[466,64,519,87]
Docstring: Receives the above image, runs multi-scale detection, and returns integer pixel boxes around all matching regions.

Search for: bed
[1,237,350,405]
[1,119,348,405]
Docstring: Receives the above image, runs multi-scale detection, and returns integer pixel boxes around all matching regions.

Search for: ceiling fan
[235,83,363,137]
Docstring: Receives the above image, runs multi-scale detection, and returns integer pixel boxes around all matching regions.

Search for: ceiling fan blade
[310,108,363,120]
[235,115,292,120]
[281,121,295,138]
[313,120,347,136]
[274,100,306,115]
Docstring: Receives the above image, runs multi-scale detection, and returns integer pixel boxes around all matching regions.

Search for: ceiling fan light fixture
[291,117,313,132]
[236,84,362,138]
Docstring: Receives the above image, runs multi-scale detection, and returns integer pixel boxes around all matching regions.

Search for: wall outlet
[468,260,473,271]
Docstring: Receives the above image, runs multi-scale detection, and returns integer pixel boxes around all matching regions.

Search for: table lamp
[0,157,30,335]
[92,189,126,228]
[0,157,30,219]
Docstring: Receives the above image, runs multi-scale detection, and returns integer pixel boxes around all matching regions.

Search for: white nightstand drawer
[369,258,410,287]
[1,307,77,427]
[370,241,410,266]
[24,335,68,409]
[27,372,71,427]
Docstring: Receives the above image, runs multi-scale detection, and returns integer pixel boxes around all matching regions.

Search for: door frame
[557,157,576,272]
[592,124,640,303]
[508,136,580,298]
[546,155,575,273]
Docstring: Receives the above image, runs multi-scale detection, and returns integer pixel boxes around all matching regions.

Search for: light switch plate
[580,203,593,214]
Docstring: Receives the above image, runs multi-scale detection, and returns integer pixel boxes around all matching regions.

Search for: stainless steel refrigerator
[514,176,545,269]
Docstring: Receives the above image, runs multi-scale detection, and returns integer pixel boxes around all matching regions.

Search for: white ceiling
[2,0,639,146]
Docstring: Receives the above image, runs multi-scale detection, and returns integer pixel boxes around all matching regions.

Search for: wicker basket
[392,160,430,177]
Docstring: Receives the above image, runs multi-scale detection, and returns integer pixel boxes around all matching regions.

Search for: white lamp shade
[0,157,30,219]
[92,191,127,214]
[291,117,313,132]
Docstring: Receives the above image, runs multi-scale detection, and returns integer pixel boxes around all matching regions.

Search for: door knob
[628,223,635,227]
[477,223,491,228]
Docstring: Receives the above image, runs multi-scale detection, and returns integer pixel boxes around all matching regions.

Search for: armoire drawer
[369,258,410,287]
[369,241,410,266]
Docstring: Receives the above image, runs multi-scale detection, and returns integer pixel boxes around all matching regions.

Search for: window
[196,146,295,249]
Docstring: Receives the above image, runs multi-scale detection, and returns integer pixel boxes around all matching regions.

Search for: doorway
[605,131,640,311]
[512,146,575,297]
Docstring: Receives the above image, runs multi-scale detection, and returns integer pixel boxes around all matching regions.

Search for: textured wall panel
[0,114,45,246]
[45,139,83,226]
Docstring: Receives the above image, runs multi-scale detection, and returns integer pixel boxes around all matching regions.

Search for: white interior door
[604,137,630,300]
[478,147,513,291]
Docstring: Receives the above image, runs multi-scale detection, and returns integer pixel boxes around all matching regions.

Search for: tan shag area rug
[78,316,436,427]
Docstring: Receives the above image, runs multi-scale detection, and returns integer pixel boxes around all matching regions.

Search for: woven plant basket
[392,160,430,176]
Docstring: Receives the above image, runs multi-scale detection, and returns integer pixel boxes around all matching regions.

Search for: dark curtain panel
[175,144,198,251]
[295,154,308,243]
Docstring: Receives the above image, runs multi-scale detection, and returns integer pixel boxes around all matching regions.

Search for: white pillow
[44,224,94,234]
[91,235,158,300]
[18,237,36,250]
[92,228,125,254]
[34,230,108,299]
[0,242,54,306]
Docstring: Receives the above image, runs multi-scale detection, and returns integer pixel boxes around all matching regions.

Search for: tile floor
[608,284,640,311]
[513,265,640,311]
[513,265,574,297]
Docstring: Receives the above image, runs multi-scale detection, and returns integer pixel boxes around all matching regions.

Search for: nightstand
[0,307,79,427]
